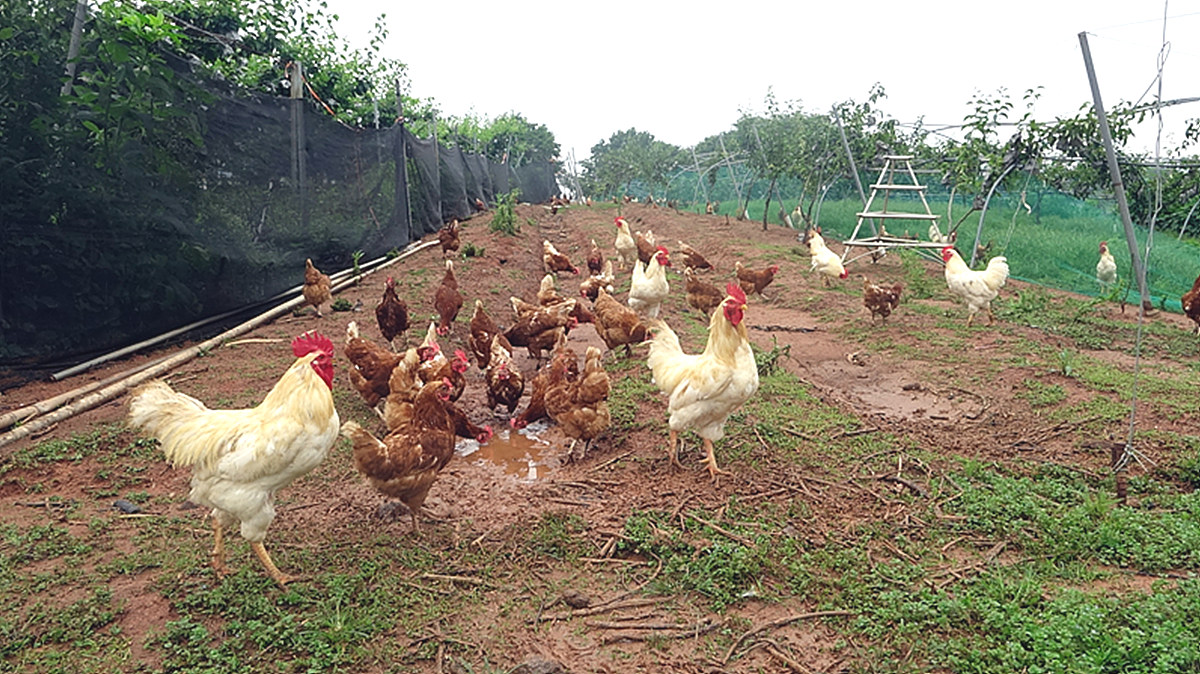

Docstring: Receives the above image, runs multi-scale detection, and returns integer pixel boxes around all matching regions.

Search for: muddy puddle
[456,420,554,480]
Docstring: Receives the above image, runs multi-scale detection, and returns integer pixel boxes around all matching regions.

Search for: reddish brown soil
[2,202,1195,672]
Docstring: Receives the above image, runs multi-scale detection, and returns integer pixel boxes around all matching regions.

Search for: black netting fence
[0,62,555,368]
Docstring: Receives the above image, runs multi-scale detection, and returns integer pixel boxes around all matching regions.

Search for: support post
[289,61,308,227]
[833,106,874,235]
[394,79,412,244]
[61,0,88,96]
[1078,32,1152,311]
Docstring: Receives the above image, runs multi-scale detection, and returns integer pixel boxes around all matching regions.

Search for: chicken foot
[251,541,299,588]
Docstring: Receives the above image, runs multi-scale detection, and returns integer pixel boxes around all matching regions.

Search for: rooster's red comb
[726,282,747,306]
[454,349,468,361]
[614,216,625,225]
[292,330,333,357]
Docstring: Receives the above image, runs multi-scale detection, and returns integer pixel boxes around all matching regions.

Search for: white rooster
[942,246,1009,327]
[628,246,672,318]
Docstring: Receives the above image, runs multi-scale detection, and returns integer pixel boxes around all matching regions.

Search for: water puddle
[456,420,554,480]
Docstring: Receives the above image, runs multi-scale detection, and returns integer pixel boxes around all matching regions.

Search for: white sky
[335,2,1200,162]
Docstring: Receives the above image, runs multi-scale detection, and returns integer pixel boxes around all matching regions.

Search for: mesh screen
[0,66,555,368]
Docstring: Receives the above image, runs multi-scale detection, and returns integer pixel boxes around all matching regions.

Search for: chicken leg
[667,429,685,471]
[210,517,230,577]
[700,439,730,482]
[251,541,298,588]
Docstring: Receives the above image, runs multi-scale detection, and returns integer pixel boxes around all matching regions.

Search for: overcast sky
[335,2,1199,162]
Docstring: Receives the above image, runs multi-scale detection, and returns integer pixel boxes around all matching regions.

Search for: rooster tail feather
[128,380,224,469]
[984,256,1010,290]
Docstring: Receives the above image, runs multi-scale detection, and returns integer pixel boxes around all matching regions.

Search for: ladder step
[869,183,926,191]
[857,211,939,220]
[881,154,915,160]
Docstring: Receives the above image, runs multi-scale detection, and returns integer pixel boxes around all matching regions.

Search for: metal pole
[1078,32,1151,311]
[395,79,412,244]
[832,106,874,235]
[61,0,88,96]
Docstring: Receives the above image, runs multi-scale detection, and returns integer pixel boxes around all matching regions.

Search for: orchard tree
[582,128,681,200]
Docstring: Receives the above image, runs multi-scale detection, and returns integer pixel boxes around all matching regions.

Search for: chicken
[342,378,456,532]
[735,261,783,297]
[614,216,637,269]
[634,229,657,265]
[647,283,759,481]
[942,246,1009,327]
[127,331,339,587]
[628,246,672,318]
[469,299,501,370]
[474,197,487,212]
[537,273,564,306]
[1097,241,1117,290]
[302,258,333,317]
[375,276,409,349]
[381,348,426,430]
[547,345,611,461]
[445,400,494,444]
[433,259,463,336]
[593,287,649,356]
[861,276,903,323]
[503,297,577,361]
[684,268,725,317]
[677,241,714,272]
[345,320,409,408]
[438,219,461,257]
[543,240,580,275]
[511,367,550,431]
[806,234,847,287]
[486,334,525,414]
[580,259,616,301]
[586,239,604,275]
[414,322,468,401]
[1182,274,1200,335]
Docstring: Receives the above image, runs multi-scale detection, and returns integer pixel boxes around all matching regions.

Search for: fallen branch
[722,610,855,665]
[589,450,633,472]
[420,573,492,587]
[534,597,663,622]
[684,512,756,548]
[878,474,929,498]
[599,618,723,644]
[751,324,817,333]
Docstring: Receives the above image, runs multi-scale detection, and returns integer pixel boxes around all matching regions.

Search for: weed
[1016,379,1067,407]
[461,242,484,258]
[331,297,354,312]
[490,189,521,235]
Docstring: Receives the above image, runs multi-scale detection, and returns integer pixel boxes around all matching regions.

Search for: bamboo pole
[1,358,165,431]
[0,240,439,453]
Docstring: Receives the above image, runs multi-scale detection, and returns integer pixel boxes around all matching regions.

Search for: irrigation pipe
[0,239,439,453]
[51,241,431,381]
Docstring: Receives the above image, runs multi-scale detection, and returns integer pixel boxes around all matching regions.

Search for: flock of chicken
[136,204,1200,589]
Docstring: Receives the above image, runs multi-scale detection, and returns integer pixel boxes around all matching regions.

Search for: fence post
[395,79,412,244]
[61,0,88,96]
[289,61,308,226]
[1078,32,1151,312]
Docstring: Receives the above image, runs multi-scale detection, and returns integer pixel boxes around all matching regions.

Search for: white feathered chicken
[628,246,672,318]
[942,246,1009,327]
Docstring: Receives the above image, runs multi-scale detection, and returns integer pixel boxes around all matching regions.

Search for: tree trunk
[762,177,776,230]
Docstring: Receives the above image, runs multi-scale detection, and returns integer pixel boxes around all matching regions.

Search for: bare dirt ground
[2,201,1196,672]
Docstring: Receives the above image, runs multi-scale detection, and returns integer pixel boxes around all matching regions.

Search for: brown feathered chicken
[375,276,409,349]
[543,240,580,275]
[302,258,333,317]
[861,276,903,323]
[438,219,460,257]
[580,259,615,301]
[503,297,577,361]
[634,229,657,265]
[468,299,501,370]
[381,348,426,430]
[474,197,487,212]
[546,345,611,461]
[685,268,725,317]
[342,378,456,532]
[485,334,525,414]
[1182,273,1200,334]
[511,368,550,431]
[586,239,604,275]
[445,400,494,444]
[414,322,468,401]
[345,321,409,408]
[537,273,564,306]
[735,261,780,299]
[433,259,463,336]
[677,241,714,272]
[592,287,649,356]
